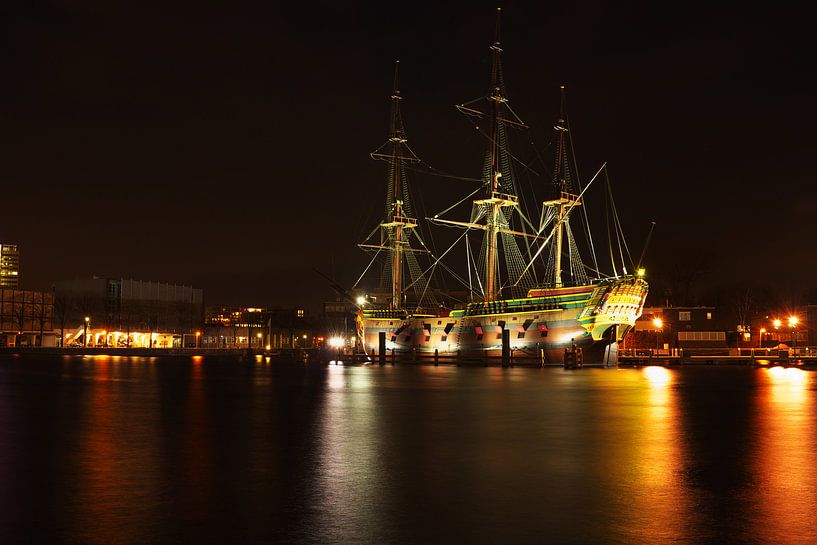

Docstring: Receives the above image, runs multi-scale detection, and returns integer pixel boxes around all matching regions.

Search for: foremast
[541,86,590,289]
[546,87,580,288]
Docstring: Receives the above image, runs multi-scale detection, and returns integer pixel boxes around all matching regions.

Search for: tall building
[0,244,20,288]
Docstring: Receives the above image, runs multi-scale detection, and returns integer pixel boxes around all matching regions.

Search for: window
[476,334,483,341]
[517,332,525,339]
[540,330,548,337]
[679,311,691,321]
[496,333,503,340]
[441,335,447,342]
[678,331,725,341]
[706,312,712,320]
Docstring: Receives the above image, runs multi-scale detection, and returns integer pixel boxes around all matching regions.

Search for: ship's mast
[553,93,568,288]
[484,11,503,301]
[438,8,528,302]
[543,86,583,288]
[364,60,420,309]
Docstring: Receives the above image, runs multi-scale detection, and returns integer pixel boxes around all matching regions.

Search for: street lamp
[256,332,263,349]
[195,331,201,348]
[84,316,90,347]
[758,327,766,348]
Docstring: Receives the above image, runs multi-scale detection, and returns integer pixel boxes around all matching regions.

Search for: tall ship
[352,10,648,364]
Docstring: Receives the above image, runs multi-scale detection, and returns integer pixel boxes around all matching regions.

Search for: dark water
[1,355,815,545]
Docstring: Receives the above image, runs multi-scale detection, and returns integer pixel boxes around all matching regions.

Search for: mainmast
[364,60,420,309]
[454,8,527,302]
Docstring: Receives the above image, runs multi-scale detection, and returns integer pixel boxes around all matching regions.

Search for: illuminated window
[679,311,691,321]
[297,309,304,317]
[706,312,712,320]
[517,332,525,339]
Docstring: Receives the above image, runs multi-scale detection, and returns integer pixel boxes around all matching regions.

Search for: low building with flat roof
[203,306,313,349]
[627,306,726,349]
[0,288,55,347]
[54,277,203,347]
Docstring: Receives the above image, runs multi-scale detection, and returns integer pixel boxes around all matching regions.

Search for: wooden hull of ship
[359,278,647,365]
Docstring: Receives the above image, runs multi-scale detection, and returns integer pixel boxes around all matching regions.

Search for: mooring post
[502,329,510,367]
[434,348,439,366]
[378,332,386,366]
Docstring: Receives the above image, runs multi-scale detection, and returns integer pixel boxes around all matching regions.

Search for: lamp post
[758,327,766,348]
[789,316,799,355]
[653,317,663,350]
[84,316,90,347]
[256,332,263,350]
[195,331,201,348]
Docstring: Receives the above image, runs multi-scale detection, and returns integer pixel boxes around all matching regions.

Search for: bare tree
[54,292,73,347]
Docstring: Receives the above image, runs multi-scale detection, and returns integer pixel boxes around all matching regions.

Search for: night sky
[3,2,815,310]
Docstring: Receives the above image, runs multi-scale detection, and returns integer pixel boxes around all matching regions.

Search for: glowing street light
[773,319,781,329]
[652,317,663,350]
[84,316,90,347]
[789,316,799,353]
[356,295,367,306]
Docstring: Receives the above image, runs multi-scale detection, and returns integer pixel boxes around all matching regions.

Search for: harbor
[2,4,817,545]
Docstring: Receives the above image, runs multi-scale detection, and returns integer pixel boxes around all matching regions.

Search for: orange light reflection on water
[611,367,689,542]
[751,367,817,543]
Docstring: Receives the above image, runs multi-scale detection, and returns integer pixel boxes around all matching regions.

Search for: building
[0,288,55,347]
[627,306,726,349]
[323,296,359,340]
[203,306,313,349]
[0,244,20,288]
[753,308,810,348]
[54,277,204,347]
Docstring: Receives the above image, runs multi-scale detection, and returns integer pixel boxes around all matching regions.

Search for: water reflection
[312,366,384,542]
[750,367,817,543]
[4,357,817,544]
[609,367,690,543]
